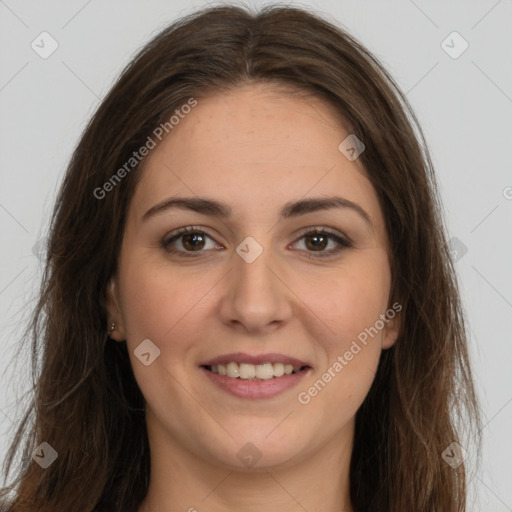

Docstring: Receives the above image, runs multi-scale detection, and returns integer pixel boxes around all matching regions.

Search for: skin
[106,83,400,512]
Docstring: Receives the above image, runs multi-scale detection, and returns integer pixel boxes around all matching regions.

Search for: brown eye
[291,228,351,259]
[162,226,350,259]
[162,226,220,257]
[304,233,329,251]
[181,232,206,251]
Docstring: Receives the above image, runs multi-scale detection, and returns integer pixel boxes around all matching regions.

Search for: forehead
[129,84,385,234]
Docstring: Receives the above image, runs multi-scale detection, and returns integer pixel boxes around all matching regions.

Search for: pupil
[307,234,326,251]
[184,233,204,251]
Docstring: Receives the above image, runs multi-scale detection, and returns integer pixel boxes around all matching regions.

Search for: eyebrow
[142,195,372,225]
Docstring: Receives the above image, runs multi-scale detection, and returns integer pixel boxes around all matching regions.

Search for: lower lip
[200,367,310,399]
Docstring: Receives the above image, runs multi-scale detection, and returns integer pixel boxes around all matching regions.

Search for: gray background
[0,0,511,509]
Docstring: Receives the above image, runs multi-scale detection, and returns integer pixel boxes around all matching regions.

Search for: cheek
[117,262,206,401]
[299,254,391,415]
[119,257,205,341]
[308,252,392,348]
[297,283,387,428]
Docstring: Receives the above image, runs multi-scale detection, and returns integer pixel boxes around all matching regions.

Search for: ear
[105,277,126,341]
[381,302,402,350]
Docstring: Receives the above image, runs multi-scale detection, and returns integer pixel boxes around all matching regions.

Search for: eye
[161,226,351,258]
[161,226,221,257]
[290,227,351,259]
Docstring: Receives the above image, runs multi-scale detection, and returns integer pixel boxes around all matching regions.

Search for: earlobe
[382,326,399,350]
[105,277,125,342]
[382,307,401,350]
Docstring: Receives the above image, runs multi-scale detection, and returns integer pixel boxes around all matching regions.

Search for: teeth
[256,363,274,380]
[226,362,240,378]
[209,362,304,380]
[239,363,256,379]
[273,362,285,377]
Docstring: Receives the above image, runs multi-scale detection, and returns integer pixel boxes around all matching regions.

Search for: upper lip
[200,352,311,368]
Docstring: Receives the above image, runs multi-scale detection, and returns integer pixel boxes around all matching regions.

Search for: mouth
[199,353,312,399]
[202,362,310,380]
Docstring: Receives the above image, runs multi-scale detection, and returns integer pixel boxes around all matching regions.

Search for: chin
[207,427,310,471]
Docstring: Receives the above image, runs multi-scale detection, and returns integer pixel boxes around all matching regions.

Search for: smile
[200,356,311,398]
[204,362,306,380]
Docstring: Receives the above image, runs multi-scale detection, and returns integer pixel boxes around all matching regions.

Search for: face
[106,83,399,471]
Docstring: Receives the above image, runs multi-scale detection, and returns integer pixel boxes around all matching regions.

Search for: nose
[218,240,293,334]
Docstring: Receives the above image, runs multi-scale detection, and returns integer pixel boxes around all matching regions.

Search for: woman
[0,4,481,511]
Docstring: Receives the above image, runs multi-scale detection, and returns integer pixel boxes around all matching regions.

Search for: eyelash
[161,225,352,259]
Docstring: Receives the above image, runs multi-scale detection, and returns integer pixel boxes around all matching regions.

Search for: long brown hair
[0,4,481,511]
